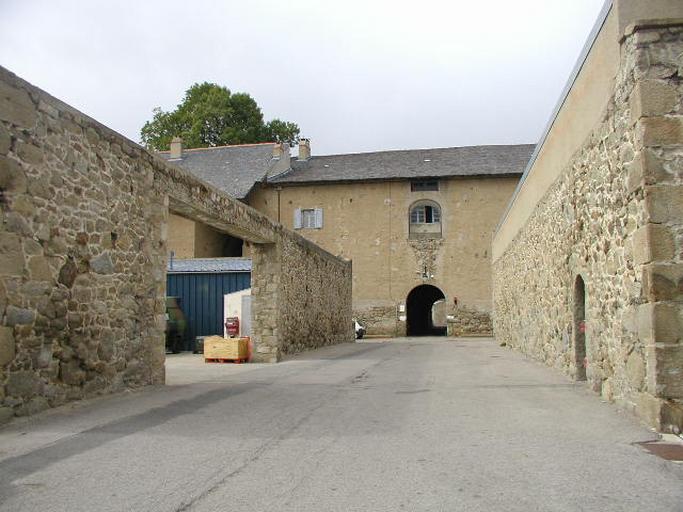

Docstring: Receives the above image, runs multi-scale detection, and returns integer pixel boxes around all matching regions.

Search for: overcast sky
[0,0,606,155]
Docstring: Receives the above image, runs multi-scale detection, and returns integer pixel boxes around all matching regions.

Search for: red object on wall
[225,316,240,337]
[579,320,586,334]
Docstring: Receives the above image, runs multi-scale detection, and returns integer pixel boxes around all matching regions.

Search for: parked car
[165,297,187,353]
[354,320,366,340]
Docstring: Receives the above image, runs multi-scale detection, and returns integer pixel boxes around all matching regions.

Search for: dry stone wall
[0,66,353,421]
[493,22,683,430]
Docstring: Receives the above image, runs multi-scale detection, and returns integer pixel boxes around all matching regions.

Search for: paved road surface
[0,338,682,511]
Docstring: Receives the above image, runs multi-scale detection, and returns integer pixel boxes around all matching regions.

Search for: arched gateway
[406,284,447,336]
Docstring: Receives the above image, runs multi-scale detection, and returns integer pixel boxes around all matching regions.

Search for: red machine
[225,316,240,337]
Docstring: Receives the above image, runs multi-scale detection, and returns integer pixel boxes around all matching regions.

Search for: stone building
[251,143,534,336]
[493,0,683,431]
[163,140,533,337]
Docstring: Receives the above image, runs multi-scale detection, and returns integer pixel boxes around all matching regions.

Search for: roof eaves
[270,172,525,187]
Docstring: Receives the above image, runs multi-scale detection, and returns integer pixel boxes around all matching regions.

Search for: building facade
[163,142,533,336]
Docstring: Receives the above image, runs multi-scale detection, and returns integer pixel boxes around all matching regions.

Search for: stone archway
[406,284,447,336]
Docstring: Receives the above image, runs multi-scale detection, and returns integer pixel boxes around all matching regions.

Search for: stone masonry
[447,305,492,337]
[493,20,683,431]
[0,66,353,422]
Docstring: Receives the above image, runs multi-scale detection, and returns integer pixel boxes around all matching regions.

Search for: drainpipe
[276,187,282,223]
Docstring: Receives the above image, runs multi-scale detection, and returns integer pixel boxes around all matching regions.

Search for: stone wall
[492,20,683,430]
[0,69,168,422]
[249,233,353,362]
[353,302,400,337]
[279,237,353,355]
[447,306,492,337]
[0,66,353,421]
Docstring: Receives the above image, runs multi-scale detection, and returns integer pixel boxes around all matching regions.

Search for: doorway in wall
[406,284,447,336]
[574,275,587,381]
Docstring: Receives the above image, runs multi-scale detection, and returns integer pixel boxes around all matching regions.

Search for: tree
[265,119,301,146]
[140,82,300,150]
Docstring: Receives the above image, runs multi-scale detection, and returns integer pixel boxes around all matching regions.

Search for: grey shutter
[315,208,323,229]
[294,208,302,229]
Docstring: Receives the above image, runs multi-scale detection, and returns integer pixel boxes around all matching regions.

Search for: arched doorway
[406,284,447,336]
[573,275,587,381]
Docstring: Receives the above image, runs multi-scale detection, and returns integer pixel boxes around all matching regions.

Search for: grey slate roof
[158,143,276,198]
[271,144,535,184]
[167,258,252,273]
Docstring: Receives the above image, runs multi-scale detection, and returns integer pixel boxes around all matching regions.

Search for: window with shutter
[301,209,316,228]
[295,208,323,229]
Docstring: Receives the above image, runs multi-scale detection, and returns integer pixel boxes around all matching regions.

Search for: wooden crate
[204,336,249,361]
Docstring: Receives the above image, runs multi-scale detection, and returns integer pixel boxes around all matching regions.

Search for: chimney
[298,138,311,161]
[169,137,183,159]
[272,143,284,160]
[268,142,290,178]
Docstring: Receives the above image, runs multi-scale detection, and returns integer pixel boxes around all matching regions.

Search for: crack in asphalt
[173,389,339,512]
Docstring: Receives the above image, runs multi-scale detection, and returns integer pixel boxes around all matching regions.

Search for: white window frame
[410,204,441,224]
[302,209,317,228]
[294,208,323,229]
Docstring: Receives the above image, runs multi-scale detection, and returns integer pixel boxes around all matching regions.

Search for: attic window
[411,180,439,192]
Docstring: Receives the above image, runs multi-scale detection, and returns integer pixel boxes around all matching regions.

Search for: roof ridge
[308,143,536,159]
[158,142,276,153]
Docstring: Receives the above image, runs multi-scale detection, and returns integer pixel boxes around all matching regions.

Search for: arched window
[409,200,442,239]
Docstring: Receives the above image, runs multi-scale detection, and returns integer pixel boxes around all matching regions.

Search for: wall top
[493,0,683,262]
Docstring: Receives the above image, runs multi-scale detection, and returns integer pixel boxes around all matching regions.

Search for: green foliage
[140,82,300,150]
[265,119,302,146]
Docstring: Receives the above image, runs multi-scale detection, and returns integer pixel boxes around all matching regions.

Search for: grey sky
[0,0,605,155]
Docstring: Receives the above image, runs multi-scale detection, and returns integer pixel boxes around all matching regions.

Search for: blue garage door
[167,272,251,350]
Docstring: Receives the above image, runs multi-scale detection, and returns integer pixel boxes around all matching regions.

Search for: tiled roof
[167,258,252,273]
[271,144,535,184]
[158,143,276,198]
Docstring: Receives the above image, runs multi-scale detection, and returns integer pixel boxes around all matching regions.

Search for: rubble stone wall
[278,237,353,355]
[492,21,683,430]
[353,302,401,337]
[447,306,492,337]
[0,66,353,421]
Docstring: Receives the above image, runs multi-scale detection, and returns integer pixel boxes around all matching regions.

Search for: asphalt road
[0,338,682,511]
